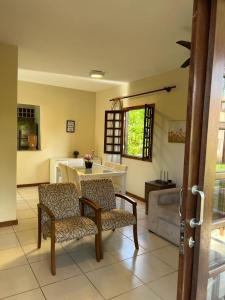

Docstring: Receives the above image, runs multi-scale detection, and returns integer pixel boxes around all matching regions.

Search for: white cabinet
[50,158,84,183]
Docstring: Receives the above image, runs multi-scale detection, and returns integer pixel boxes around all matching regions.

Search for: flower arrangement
[84,154,93,161]
[84,153,93,169]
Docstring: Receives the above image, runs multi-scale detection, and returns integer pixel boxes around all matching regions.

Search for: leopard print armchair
[38,183,101,275]
[80,179,139,258]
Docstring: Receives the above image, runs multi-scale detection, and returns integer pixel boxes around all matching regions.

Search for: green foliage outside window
[126,109,145,157]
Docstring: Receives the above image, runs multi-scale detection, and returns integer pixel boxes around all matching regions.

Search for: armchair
[80,178,139,259]
[38,183,101,275]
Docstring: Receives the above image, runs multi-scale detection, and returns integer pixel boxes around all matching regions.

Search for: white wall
[17,81,96,185]
[0,43,18,222]
[95,68,188,198]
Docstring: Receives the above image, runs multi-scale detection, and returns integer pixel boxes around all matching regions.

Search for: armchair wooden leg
[133,224,139,250]
[95,234,101,262]
[99,230,103,259]
[37,206,41,249]
[51,236,56,275]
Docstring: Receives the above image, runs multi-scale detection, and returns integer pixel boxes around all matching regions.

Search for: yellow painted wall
[17,81,96,185]
[0,43,18,222]
[95,68,188,198]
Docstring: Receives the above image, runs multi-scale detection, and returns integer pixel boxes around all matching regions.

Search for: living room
[1,1,225,300]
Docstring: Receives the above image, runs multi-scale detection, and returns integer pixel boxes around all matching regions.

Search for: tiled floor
[0,187,178,300]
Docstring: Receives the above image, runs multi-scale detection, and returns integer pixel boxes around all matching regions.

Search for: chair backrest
[81,178,116,212]
[104,161,128,172]
[58,163,68,182]
[104,161,115,169]
[67,166,81,194]
[38,183,80,223]
[113,163,128,172]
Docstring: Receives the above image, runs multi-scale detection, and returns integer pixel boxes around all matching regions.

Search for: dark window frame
[104,104,155,162]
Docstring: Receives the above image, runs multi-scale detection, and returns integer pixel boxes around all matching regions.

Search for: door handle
[189,185,205,228]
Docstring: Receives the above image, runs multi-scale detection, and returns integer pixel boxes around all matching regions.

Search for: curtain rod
[109,85,176,102]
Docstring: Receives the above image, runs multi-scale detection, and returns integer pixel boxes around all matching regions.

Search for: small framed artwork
[66,120,75,133]
[168,120,186,143]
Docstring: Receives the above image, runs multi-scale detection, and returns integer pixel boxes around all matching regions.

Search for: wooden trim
[122,154,152,162]
[0,219,18,227]
[126,192,145,202]
[17,182,49,188]
[177,0,212,299]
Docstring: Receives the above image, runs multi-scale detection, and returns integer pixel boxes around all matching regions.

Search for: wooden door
[177,0,225,299]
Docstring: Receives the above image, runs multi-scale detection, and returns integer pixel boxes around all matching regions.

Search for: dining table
[67,163,127,208]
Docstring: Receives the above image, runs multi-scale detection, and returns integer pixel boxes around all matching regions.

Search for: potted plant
[84,153,93,169]
[73,150,79,158]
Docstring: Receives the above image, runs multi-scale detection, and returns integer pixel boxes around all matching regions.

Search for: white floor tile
[70,246,118,273]
[0,247,28,270]
[22,241,65,263]
[42,274,103,300]
[152,245,179,270]
[16,229,37,246]
[121,252,174,283]
[86,263,142,299]
[13,218,37,232]
[111,285,161,300]
[0,233,20,250]
[17,209,37,220]
[30,253,82,286]
[105,235,147,261]
[0,226,14,235]
[131,232,169,251]
[16,200,31,210]
[118,224,147,238]
[148,272,178,300]
[2,288,45,300]
[0,265,38,298]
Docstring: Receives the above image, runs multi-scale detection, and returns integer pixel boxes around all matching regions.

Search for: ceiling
[0,0,193,91]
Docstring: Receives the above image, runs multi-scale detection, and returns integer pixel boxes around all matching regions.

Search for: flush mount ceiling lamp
[90,70,105,79]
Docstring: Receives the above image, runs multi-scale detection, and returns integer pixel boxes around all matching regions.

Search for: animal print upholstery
[100,209,136,231]
[42,216,98,242]
[80,179,116,215]
[39,183,81,225]
[38,183,98,242]
[80,179,136,231]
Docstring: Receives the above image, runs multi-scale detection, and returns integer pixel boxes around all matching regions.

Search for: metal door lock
[188,236,195,248]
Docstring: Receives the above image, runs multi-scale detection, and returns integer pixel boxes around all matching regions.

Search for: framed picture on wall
[66,120,75,133]
[168,120,186,143]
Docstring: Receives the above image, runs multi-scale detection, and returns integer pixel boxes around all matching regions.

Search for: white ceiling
[0,0,193,91]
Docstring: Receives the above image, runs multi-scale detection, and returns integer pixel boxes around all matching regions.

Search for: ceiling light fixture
[90,70,105,79]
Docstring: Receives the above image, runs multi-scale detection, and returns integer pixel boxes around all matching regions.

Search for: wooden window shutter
[142,104,155,161]
[104,110,123,154]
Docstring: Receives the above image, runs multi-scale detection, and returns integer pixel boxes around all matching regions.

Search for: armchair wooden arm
[79,197,102,228]
[37,203,55,221]
[115,193,137,206]
[115,193,137,219]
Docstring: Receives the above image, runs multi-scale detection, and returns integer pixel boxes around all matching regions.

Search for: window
[104,104,154,161]
[17,104,41,151]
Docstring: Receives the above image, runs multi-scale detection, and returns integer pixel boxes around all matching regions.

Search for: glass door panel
[207,78,225,297]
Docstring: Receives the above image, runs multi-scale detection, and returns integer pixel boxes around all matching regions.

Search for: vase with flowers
[84,153,93,169]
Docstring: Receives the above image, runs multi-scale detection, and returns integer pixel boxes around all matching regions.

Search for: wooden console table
[145,180,176,214]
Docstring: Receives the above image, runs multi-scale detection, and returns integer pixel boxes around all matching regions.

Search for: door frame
[177,0,225,299]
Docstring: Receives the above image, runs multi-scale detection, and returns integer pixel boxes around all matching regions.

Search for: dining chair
[80,178,139,259]
[104,162,128,193]
[38,183,102,275]
[67,166,81,194]
[58,163,68,183]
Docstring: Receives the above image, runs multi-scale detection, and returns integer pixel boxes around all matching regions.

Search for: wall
[95,68,188,198]
[0,43,18,222]
[17,81,96,185]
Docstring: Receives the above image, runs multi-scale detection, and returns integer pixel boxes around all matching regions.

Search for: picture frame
[66,120,75,133]
[168,120,186,143]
